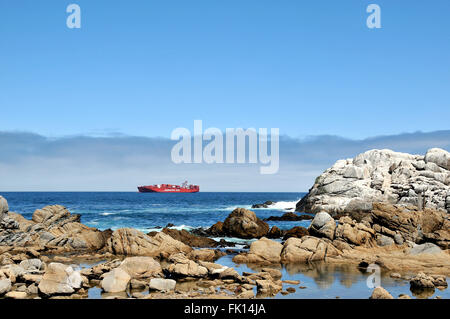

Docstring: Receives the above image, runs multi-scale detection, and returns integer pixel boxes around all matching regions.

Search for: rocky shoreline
[0,148,449,299]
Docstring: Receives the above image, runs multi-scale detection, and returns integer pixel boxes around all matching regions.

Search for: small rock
[286,287,296,293]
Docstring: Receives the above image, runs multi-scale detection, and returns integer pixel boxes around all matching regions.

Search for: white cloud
[0,130,449,191]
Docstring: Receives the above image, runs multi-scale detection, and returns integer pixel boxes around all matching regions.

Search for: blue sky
[0,1,449,191]
[1,0,449,139]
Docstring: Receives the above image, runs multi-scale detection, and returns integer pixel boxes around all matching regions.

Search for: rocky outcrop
[370,203,449,249]
[107,228,192,257]
[233,237,283,264]
[208,208,269,239]
[0,204,110,251]
[296,148,450,215]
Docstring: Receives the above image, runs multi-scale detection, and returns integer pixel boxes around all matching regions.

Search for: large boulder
[118,256,162,279]
[233,237,283,264]
[107,228,192,257]
[38,263,82,296]
[280,236,340,263]
[308,212,336,240]
[101,268,131,293]
[296,148,450,215]
[221,208,269,239]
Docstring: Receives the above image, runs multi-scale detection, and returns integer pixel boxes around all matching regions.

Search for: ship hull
[138,186,199,193]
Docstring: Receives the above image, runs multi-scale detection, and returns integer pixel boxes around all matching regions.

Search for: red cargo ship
[138,181,199,193]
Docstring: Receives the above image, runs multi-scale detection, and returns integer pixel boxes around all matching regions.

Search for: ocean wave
[222,205,252,211]
[252,200,298,212]
[100,212,117,216]
[168,224,194,231]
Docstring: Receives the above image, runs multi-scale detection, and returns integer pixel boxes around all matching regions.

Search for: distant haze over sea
[0,130,449,192]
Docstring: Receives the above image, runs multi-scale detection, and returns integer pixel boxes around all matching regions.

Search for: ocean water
[2,192,308,234]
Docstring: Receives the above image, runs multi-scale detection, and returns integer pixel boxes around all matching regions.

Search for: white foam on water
[168,224,194,231]
[100,212,116,216]
[268,201,297,211]
[251,200,299,212]
[145,227,163,233]
[223,205,252,211]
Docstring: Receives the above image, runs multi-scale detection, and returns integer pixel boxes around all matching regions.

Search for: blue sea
[2,192,308,234]
[2,191,448,299]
